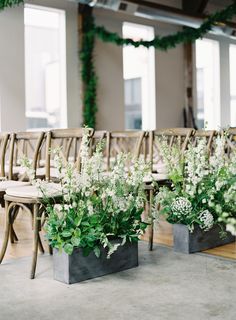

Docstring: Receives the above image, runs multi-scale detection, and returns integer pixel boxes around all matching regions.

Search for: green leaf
[71,237,81,247]
[61,231,72,238]
[94,246,101,258]
[64,243,74,255]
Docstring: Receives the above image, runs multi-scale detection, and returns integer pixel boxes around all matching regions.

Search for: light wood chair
[191,130,216,154]
[147,128,193,250]
[0,133,10,181]
[226,128,236,155]
[106,131,147,171]
[0,132,45,241]
[0,128,93,279]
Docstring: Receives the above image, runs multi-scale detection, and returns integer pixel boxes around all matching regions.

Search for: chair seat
[153,162,168,174]
[0,180,30,192]
[143,173,168,184]
[6,183,62,199]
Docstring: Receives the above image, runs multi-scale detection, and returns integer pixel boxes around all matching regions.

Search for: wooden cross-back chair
[148,128,193,175]
[147,128,193,251]
[0,131,45,246]
[226,128,236,156]
[8,131,45,181]
[106,131,147,171]
[44,128,94,181]
[0,133,10,179]
[190,130,216,155]
[0,128,94,279]
[88,131,108,171]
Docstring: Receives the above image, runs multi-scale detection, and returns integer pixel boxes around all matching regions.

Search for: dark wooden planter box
[53,241,138,284]
[173,224,235,254]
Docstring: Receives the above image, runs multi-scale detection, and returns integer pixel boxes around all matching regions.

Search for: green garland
[1,0,236,127]
[80,1,236,128]
[93,1,236,50]
[80,15,97,128]
[0,0,24,10]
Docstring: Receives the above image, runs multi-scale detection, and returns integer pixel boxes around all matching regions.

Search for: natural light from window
[195,38,220,129]
[24,5,67,130]
[123,22,156,130]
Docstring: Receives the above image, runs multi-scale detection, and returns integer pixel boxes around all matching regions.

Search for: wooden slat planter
[53,241,138,284]
[173,224,235,254]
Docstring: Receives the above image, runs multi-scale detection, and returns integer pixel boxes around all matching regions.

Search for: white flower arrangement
[21,129,151,258]
[155,134,236,234]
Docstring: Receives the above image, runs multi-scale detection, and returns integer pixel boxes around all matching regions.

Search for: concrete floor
[0,242,235,320]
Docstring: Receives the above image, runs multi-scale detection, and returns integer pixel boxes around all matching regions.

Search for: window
[230,44,236,127]
[195,38,220,129]
[123,22,156,130]
[24,5,67,130]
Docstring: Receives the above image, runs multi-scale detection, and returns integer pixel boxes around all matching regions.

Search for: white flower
[199,210,214,231]
[171,197,192,217]
[226,221,236,236]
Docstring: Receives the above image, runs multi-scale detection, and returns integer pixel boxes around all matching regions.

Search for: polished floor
[0,209,235,262]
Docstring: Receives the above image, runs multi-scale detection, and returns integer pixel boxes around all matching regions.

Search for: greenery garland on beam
[0,0,24,11]
[80,1,236,128]
[93,1,236,50]
[1,0,236,127]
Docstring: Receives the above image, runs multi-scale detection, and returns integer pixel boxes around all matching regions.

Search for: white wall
[0,0,81,132]
[94,5,185,130]
[0,6,26,132]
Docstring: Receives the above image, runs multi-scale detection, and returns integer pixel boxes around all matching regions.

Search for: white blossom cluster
[199,210,214,231]
[171,197,192,217]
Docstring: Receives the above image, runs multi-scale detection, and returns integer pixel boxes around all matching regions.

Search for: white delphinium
[199,210,214,231]
[157,137,183,181]
[210,135,227,171]
[184,138,209,197]
[171,197,192,217]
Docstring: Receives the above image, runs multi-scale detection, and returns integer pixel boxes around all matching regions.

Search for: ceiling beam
[182,0,209,14]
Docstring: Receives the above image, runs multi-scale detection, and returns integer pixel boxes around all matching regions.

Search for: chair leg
[38,233,45,254]
[148,189,154,251]
[10,207,19,244]
[30,204,40,279]
[0,201,11,264]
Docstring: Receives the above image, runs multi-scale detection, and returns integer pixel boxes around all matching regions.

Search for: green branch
[0,0,24,11]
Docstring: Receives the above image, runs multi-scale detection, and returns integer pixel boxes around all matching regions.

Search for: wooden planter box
[173,224,235,254]
[53,241,138,284]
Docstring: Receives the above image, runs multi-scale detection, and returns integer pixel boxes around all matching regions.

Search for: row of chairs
[0,127,235,279]
[1,127,235,182]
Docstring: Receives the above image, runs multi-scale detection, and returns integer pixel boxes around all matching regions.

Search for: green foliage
[156,136,236,233]
[80,14,97,128]
[0,0,24,11]
[93,1,236,50]
[80,1,236,128]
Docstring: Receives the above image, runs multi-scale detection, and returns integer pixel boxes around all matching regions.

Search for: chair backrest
[149,128,193,172]
[45,128,94,181]
[0,133,10,178]
[106,131,147,170]
[8,131,45,180]
[226,128,236,155]
[191,130,216,154]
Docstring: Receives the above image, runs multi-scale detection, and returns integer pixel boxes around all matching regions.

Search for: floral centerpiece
[156,134,236,237]
[23,130,150,259]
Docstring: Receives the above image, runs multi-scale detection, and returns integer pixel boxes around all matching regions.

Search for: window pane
[24,5,67,130]
[123,22,156,130]
[195,38,220,129]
